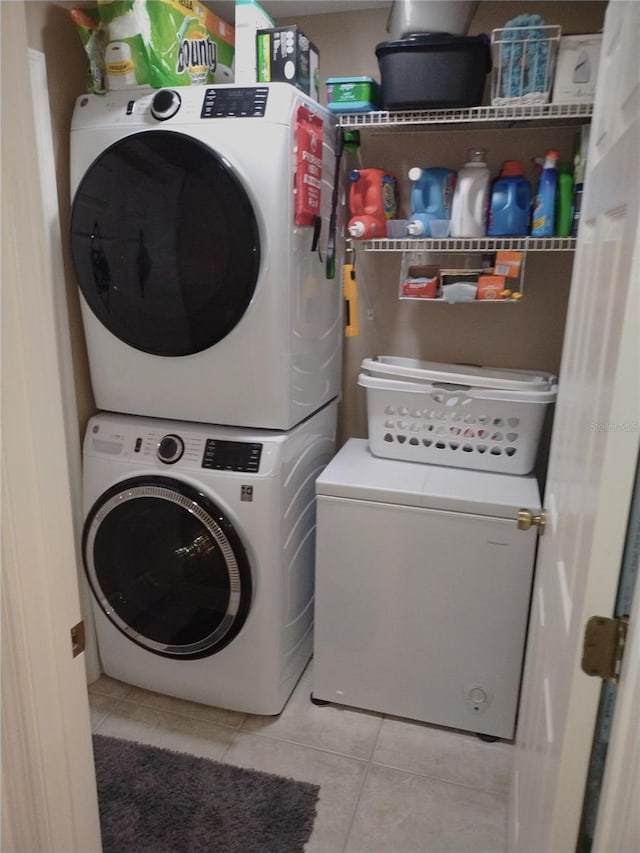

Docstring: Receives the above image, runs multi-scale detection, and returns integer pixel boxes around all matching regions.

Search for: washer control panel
[87,417,271,474]
[202,440,262,472]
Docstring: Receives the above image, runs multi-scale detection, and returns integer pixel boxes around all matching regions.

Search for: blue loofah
[500,14,550,98]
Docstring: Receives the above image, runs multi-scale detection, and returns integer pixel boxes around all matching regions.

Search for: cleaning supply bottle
[555,162,574,237]
[449,149,490,238]
[347,168,398,239]
[406,167,457,237]
[487,160,531,237]
[531,149,559,237]
[572,124,590,237]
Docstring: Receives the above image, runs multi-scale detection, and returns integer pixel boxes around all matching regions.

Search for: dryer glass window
[83,477,252,658]
[70,131,261,357]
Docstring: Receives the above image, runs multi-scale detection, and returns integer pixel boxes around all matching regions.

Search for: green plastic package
[97,0,235,90]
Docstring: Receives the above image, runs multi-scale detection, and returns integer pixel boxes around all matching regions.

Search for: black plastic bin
[376,32,491,110]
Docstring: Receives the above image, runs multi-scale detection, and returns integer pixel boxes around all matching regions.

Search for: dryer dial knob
[157,434,184,464]
[151,89,181,121]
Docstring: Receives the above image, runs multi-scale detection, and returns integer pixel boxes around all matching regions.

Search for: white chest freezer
[312,439,541,739]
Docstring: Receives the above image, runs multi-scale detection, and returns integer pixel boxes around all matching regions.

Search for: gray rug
[93,734,319,853]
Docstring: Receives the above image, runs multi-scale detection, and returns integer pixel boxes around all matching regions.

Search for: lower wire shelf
[354,236,576,253]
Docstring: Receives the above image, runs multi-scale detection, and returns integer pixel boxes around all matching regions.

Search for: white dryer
[69,84,343,430]
[82,403,336,715]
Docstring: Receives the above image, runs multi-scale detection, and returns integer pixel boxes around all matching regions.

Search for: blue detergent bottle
[406,167,457,237]
[531,149,559,237]
[487,160,532,236]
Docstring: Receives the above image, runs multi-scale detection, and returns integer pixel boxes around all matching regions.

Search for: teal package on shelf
[325,76,381,113]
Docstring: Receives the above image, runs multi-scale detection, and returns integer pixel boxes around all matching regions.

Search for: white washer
[82,402,337,714]
[70,83,343,429]
[313,439,540,739]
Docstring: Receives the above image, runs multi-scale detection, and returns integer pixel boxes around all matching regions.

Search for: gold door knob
[517,509,546,534]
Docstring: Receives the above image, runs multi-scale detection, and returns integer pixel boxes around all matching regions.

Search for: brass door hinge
[581,616,628,683]
[70,620,85,658]
[517,508,546,535]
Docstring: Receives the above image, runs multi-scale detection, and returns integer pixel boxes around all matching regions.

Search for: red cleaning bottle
[347,168,398,239]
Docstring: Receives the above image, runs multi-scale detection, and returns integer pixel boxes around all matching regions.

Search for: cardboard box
[494,251,523,278]
[234,0,274,83]
[552,34,602,105]
[309,41,320,101]
[256,25,319,99]
[477,275,507,300]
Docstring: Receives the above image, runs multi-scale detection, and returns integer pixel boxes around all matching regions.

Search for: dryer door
[83,476,252,659]
[70,131,261,357]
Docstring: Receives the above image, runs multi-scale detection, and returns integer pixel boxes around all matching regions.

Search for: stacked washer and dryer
[70,84,342,714]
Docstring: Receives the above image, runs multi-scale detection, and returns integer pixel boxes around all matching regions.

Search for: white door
[1,3,102,850]
[512,2,640,850]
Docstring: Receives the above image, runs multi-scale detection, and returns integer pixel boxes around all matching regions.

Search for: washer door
[83,476,252,659]
[70,131,261,357]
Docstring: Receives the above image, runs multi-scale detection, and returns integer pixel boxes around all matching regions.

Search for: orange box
[477,275,506,300]
[494,251,523,278]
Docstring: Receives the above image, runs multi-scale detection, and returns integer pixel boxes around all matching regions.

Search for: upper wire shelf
[338,102,593,130]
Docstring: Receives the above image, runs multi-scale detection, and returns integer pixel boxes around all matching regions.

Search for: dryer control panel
[201,87,269,118]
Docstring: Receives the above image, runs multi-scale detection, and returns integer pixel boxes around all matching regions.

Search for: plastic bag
[71,7,108,94]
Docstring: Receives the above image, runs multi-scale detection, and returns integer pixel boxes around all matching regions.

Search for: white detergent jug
[450,149,490,237]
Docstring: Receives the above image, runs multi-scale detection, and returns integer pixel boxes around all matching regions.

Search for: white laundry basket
[359,357,557,475]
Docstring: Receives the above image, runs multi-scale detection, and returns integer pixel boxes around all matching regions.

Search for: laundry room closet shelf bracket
[338,102,594,131]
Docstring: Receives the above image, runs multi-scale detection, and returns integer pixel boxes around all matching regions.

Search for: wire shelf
[355,237,577,253]
[338,102,593,130]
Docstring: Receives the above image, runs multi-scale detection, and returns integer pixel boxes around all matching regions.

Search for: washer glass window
[70,131,261,357]
[83,477,252,658]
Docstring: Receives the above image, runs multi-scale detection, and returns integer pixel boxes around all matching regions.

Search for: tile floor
[89,661,512,852]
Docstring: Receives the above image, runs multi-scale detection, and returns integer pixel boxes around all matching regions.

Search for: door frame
[593,550,640,851]
[1,3,102,850]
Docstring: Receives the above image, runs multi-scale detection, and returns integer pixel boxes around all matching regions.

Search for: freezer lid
[317,440,429,506]
[316,439,541,518]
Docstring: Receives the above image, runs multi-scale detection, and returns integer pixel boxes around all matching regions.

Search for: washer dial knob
[151,89,181,121]
[157,434,184,464]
